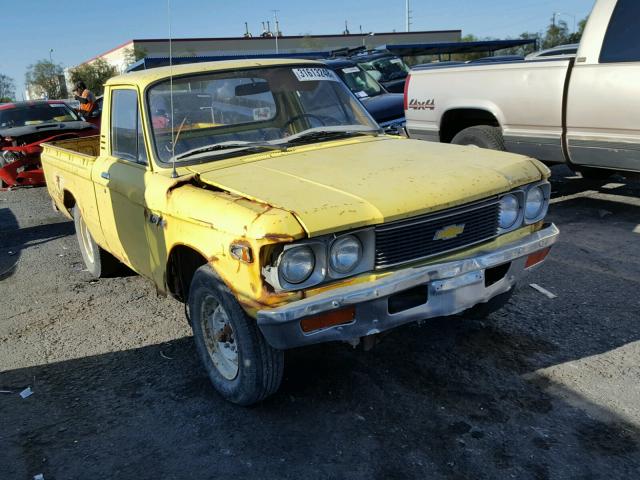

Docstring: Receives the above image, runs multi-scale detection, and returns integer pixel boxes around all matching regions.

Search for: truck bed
[42,135,100,161]
[40,136,101,222]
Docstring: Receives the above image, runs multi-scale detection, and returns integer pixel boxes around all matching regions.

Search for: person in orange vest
[73,81,96,117]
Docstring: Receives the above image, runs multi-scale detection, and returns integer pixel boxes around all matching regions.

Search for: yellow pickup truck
[41,59,558,405]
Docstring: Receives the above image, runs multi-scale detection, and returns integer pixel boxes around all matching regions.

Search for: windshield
[335,66,384,98]
[147,65,378,163]
[358,56,409,83]
[0,103,80,129]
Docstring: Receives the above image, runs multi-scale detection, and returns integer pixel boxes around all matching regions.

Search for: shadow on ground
[0,208,73,280]
[1,306,639,479]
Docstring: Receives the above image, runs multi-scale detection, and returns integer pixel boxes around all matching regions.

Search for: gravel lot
[1,166,639,479]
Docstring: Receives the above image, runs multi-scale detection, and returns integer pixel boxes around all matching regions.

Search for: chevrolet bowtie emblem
[433,224,466,241]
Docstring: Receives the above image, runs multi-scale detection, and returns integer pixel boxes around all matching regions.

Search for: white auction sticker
[341,67,360,74]
[253,107,272,121]
[50,103,67,107]
[292,68,338,82]
[390,58,402,64]
[355,91,368,98]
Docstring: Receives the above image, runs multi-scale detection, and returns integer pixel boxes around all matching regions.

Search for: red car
[0,100,98,188]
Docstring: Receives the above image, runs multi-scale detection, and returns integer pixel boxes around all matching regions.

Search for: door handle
[100,172,110,180]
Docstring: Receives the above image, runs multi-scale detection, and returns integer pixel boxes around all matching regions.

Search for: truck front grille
[374,198,500,269]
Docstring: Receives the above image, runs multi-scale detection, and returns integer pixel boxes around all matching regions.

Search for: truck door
[566,0,640,172]
[93,87,153,278]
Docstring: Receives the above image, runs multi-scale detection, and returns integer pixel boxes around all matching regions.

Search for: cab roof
[107,58,323,88]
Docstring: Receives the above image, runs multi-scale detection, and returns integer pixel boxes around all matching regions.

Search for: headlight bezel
[498,193,521,231]
[329,234,363,275]
[498,180,550,234]
[279,245,316,285]
[264,228,375,292]
[523,182,550,224]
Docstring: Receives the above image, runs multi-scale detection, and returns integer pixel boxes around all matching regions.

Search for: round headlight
[280,246,315,284]
[525,186,545,220]
[1,150,19,166]
[499,194,520,229]
[330,235,362,274]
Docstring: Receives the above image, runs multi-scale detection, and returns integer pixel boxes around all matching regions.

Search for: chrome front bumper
[257,224,559,349]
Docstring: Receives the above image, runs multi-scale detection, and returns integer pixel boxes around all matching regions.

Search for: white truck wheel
[72,205,119,278]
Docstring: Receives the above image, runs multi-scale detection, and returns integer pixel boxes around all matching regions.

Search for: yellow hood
[189,137,545,237]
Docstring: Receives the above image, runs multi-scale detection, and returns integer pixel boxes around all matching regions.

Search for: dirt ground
[1,166,639,479]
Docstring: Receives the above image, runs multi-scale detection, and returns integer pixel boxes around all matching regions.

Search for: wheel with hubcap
[73,205,119,278]
[188,265,284,406]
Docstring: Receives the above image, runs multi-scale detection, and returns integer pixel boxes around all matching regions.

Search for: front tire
[188,265,284,406]
[73,205,119,278]
[451,125,505,151]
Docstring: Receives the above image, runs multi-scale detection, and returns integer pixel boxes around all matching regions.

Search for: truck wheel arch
[166,244,209,303]
[440,108,501,143]
[62,190,76,214]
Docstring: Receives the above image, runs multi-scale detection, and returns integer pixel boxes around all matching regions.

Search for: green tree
[568,17,588,44]
[542,17,571,49]
[68,58,118,96]
[501,32,539,56]
[25,60,65,99]
[0,74,15,102]
[123,46,148,67]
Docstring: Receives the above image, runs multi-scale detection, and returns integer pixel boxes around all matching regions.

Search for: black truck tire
[73,205,119,278]
[188,265,284,406]
[451,125,506,151]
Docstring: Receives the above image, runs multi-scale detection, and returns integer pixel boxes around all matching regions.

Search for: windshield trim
[144,63,380,168]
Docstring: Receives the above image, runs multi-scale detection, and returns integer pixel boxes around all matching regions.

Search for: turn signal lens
[525,248,551,268]
[230,243,253,263]
[300,307,355,333]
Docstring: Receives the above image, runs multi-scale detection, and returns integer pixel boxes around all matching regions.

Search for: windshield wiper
[283,126,380,145]
[174,141,286,161]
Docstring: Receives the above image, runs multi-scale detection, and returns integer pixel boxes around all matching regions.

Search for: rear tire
[188,265,284,406]
[451,125,505,151]
[73,205,119,278]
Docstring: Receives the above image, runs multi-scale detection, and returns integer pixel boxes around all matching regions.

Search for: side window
[599,0,640,63]
[111,89,148,164]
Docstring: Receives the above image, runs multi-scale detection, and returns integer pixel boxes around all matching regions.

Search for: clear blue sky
[3,0,594,97]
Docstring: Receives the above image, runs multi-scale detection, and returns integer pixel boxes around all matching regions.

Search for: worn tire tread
[451,125,505,151]
[189,265,283,406]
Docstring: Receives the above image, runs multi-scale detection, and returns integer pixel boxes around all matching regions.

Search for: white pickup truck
[404,0,639,179]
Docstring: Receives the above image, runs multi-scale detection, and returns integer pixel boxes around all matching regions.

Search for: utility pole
[272,10,280,54]
[49,49,54,63]
[406,0,411,32]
